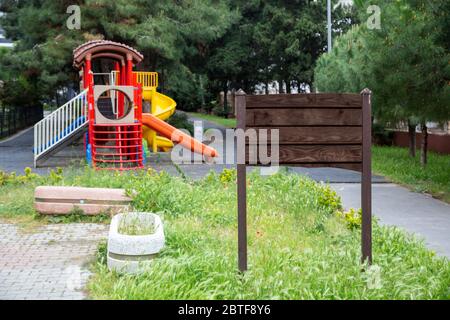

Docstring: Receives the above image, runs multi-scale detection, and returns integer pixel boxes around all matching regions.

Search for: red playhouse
[33,40,216,169]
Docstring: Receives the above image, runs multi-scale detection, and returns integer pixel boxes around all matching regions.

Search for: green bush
[372,123,394,146]
[337,208,362,230]
[219,168,236,184]
[167,112,194,135]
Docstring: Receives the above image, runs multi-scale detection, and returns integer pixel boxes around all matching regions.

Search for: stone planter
[107,212,165,274]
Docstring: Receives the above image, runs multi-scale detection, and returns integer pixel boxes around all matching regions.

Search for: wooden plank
[315,93,362,108]
[246,93,362,109]
[248,162,363,172]
[247,108,362,127]
[246,145,362,164]
[292,162,362,171]
[247,127,362,145]
[235,90,248,272]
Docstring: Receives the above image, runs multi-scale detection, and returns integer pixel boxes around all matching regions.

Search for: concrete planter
[107,212,165,274]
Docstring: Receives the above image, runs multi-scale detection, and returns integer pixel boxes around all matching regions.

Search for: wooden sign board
[235,89,372,272]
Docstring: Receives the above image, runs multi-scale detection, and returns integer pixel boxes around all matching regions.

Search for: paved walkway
[0,127,39,173]
[331,183,450,258]
[0,223,107,300]
[0,127,84,174]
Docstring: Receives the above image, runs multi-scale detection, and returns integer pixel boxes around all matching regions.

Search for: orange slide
[141,113,218,158]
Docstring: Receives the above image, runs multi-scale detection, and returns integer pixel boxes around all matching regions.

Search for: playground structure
[33,40,216,169]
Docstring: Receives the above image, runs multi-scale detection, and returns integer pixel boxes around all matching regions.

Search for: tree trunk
[198,75,205,106]
[150,52,157,71]
[420,122,428,167]
[265,80,269,95]
[55,92,60,109]
[161,68,165,93]
[278,80,284,94]
[285,80,291,94]
[223,81,228,118]
[408,121,416,157]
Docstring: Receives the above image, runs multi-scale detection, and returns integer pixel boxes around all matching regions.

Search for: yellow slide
[136,72,218,160]
[137,72,176,152]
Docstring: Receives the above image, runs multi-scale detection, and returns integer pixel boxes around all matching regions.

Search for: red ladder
[92,123,144,170]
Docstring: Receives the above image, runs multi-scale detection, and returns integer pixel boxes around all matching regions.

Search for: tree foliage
[315,0,450,124]
[0,0,236,108]
[207,0,358,96]
[0,0,358,110]
[315,0,450,165]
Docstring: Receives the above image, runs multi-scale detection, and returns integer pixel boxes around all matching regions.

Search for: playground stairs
[91,123,144,170]
[33,90,88,167]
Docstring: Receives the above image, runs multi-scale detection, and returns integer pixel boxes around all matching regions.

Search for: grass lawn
[187,112,237,128]
[1,167,449,299]
[372,146,450,203]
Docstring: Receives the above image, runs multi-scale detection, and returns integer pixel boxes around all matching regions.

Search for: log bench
[35,186,132,215]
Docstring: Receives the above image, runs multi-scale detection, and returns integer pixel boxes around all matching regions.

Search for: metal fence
[0,105,43,139]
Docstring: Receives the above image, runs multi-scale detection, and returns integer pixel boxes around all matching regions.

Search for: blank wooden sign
[235,89,372,272]
[243,93,366,170]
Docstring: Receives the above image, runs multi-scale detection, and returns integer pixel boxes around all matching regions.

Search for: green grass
[1,167,449,299]
[187,112,237,128]
[372,146,450,203]
[118,213,155,236]
[89,170,449,300]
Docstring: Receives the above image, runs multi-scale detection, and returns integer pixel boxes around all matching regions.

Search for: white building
[0,12,13,48]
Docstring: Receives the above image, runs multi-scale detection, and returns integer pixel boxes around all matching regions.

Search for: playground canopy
[73,40,144,68]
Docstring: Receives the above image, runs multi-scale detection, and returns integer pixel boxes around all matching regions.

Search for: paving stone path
[0,222,108,300]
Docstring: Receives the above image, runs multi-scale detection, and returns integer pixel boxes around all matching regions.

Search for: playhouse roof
[73,40,144,68]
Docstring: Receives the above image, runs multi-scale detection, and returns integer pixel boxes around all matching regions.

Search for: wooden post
[235,89,247,272]
[361,88,372,265]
